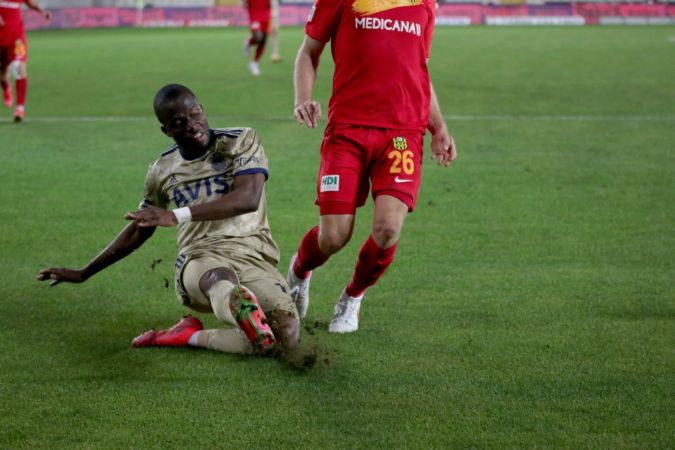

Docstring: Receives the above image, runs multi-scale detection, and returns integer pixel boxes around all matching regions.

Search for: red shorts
[316,124,425,215]
[248,10,270,33]
[0,33,27,70]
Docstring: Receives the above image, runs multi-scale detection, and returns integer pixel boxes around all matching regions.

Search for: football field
[1,26,674,448]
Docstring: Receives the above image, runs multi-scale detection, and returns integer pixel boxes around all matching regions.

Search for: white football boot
[287,254,311,319]
[328,290,363,333]
[248,61,261,76]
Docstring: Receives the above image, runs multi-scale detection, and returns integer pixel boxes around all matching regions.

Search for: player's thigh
[371,131,425,212]
[317,126,371,213]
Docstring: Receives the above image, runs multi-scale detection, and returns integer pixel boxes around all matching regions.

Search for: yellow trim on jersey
[352,0,422,16]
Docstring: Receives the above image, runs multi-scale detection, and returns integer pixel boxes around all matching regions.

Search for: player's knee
[252,30,264,44]
[9,61,24,80]
[318,229,350,255]
[371,221,402,248]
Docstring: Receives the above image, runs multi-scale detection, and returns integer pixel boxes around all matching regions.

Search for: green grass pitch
[1,26,674,448]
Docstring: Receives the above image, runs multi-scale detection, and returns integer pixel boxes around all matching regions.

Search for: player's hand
[125,206,177,227]
[294,100,321,128]
[36,267,86,286]
[430,127,457,167]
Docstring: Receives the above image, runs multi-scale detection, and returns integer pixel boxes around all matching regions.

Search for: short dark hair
[153,84,196,123]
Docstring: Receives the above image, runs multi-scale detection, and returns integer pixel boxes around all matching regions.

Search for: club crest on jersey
[392,137,408,151]
[320,175,340,192]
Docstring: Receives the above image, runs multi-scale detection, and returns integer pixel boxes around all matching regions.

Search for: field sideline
[1,26,673,448]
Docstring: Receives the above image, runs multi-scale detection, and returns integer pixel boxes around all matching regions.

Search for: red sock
[254,36,267,62]
[294,226,329,279]
[345,235,397,298]
[254,44,266,62]
[16,78,27,106]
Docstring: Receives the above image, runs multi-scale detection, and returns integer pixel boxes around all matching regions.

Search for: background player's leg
[254,33,267,63]
[1,67,11,108]
[270,0,281,62]
[13,61,27,122]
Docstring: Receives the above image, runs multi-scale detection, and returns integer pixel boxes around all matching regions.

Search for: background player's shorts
[249,10,271,32]
[175,248,297,320]
[316,124,425,215]
[0,34,28,70]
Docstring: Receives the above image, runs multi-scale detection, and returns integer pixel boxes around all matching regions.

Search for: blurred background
[23,0,675,29]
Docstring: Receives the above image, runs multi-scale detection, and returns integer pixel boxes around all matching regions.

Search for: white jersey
[140,127,280,265]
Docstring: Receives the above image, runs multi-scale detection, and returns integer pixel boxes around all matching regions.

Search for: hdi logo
[320,175,340,192]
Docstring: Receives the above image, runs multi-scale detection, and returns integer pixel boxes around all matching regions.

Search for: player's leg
[253,31,267,64]
[269,0,281,63]
[329,196,406,333]
[287,126,368,318]
[246,26,264,75]
[12,60,27,122]
[11,36,28,122]
[329,130,423,333]
[192,260,276,353]
[132,257,273,354]
[240,259,300,353]
[0,49,11,108]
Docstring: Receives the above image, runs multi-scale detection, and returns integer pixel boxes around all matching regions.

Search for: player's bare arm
[36,222,155,286]
[126,173,265,228]
[428,81,457,167]
[293,35,325,128]
[25,0,51,20]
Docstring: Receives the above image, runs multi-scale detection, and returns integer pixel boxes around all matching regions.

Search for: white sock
[188,330,202,347]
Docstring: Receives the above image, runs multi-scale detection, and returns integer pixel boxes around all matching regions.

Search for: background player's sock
[254,41,266,62]
[345,235,398,298]
[16,78,27,108]
[1,80,11,107]
[294,226,329,279]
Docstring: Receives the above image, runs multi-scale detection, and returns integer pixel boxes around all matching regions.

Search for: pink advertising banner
[21,3,675,30]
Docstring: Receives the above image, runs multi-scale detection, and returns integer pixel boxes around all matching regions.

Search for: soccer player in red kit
[288,0,457,333]
[0,0,50,122]
[242,0,271,76]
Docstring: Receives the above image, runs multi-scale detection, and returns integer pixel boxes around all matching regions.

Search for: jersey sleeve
[139,162,169,210]
[305,0,342,43]
[232,128,269,180]
[424,1,435,59]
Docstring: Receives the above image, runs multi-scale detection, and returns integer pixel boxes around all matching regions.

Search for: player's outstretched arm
[36,222,155,286]
[428,81,457,167]
[293,35,325,128]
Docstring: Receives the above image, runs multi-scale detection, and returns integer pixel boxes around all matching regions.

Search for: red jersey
[247,0,270,13]
[0,0,27,45]
[306,0,435,131]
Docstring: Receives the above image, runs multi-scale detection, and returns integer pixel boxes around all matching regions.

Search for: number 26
[388,150,414,175]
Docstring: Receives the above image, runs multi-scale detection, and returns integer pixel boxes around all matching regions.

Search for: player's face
[161,95,211,152]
